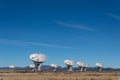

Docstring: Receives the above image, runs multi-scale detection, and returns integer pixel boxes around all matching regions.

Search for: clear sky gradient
[0,0,120,68]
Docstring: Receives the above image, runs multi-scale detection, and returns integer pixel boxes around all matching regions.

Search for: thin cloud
[54,21,94,31]
[24,41,76,49]
[0,39,28,46]
[0,38,78,49]
[71,34,88,41]
[105,13,120,20]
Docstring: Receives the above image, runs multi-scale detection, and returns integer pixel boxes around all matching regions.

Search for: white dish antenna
[96,63,103,71]
[9,65,15,71]
[76,62,89,72]
[30,53,47,63]
[51,64,58,72]
[64,59,75,72]
[64,59,75,66]
[29,53,47,72]
[96,63,103,67]
[84,63,89,71]
[76,62,85,67]
[29,64,35,68]
[29,64,35,71]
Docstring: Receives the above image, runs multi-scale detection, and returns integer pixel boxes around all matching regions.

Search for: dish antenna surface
[64,59,75,72]
[9,65,15,71]
[51,64,58,72]
[96,63,103,72]
[29,64,35,71]
[76,62,89,72]
[29,53,47,72]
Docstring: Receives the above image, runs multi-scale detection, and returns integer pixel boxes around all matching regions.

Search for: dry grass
[0,71,120,80]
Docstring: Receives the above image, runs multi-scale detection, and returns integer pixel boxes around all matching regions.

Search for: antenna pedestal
[30,53,47,72]
[34,62,42,72]
[97,67,102,72]
[67,65,73,72]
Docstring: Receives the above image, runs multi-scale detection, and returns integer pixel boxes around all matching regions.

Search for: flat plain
[0,70,120,80]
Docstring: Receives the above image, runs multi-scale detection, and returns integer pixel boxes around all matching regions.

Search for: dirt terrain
[0,71,120,80]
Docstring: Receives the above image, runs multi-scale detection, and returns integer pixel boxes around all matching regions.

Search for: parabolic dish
[96,63,103,67]
[30,53,47,63]
[29,64,35,68]
[76,62,85,67]
[9,65,15,68]
[64,59,75,66]
[51,64,58,68]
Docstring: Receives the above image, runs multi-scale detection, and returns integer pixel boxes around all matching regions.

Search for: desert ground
[0,70,120,80]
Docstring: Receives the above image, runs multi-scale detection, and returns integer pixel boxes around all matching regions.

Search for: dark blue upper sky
[0,0,120,68]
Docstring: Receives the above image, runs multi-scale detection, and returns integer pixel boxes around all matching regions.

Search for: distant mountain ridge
[0,65,120,71]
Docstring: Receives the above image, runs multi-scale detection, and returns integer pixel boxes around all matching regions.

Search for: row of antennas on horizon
[29,52,104,72]
[7,52,103,72]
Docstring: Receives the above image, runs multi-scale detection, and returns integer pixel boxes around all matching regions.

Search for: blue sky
[0,0,120,68]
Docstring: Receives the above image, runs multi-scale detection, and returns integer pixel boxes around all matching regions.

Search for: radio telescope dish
[30,53,47,62]
[77,62,89,72]
[84,63,89,71]
[96,63,103,72]
[29,53,47,72]
[9,65,15,71]
[64,59,75,72]
[51,64,58,72]
[29,64,35,71]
